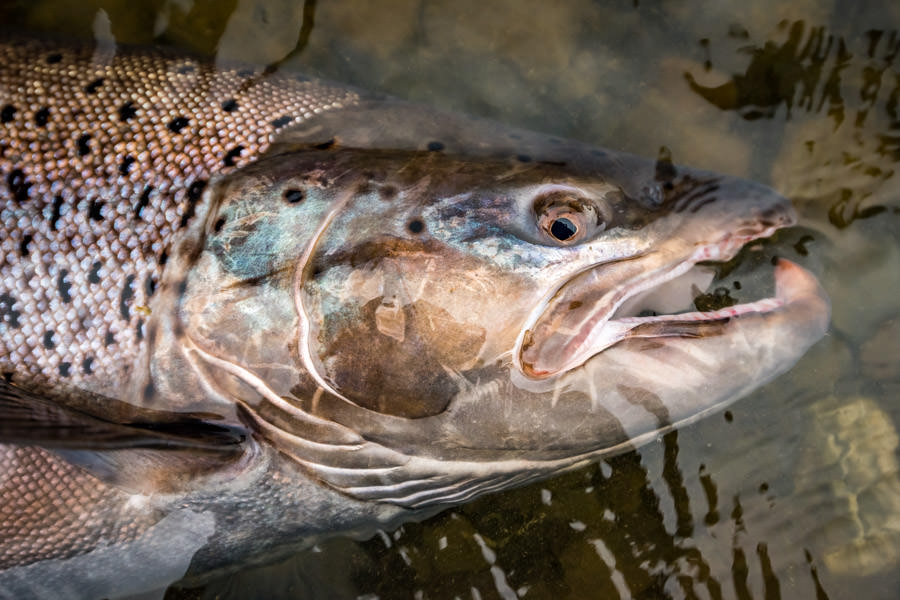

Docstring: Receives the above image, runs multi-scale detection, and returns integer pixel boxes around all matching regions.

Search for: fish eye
[550,217,578,241]
[538,207,587,244]
[534,188,607,245]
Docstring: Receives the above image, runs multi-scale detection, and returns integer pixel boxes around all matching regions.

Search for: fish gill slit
[184,335,362,441]
[292,183,360,405]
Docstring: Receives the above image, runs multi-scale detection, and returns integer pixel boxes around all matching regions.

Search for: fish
[0,36,830,597]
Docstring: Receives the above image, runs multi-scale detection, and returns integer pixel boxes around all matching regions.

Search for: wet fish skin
[0,36,830,596]
[0,37,358,400]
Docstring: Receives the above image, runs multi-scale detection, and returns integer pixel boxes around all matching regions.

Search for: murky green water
[5,1,900,598]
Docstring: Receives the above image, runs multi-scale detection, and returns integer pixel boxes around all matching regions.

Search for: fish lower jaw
[523,258,822,379]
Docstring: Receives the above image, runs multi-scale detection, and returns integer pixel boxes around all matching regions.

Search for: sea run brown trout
[0,36,829,598]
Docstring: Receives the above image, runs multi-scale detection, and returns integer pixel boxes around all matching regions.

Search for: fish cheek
[320,297,486,418]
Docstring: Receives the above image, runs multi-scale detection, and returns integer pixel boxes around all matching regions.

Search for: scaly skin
[0,36,830,597]
[0,37,358,398]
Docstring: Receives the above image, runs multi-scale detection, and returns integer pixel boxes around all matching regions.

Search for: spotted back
[0,38,359,396]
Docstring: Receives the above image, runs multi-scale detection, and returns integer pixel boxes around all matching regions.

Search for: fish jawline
[515,228,807,379]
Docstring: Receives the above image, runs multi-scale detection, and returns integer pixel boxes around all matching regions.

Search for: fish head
[175,145,829,508]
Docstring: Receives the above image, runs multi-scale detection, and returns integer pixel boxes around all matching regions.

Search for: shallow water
[5,1,900,598]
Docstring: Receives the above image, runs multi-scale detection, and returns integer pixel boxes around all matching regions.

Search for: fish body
[0,38,358,398]
[0,37,830,596]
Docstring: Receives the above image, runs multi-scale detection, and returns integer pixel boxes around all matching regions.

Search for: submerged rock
[797,396,900,576]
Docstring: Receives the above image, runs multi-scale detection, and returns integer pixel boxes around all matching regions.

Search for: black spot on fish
[223,145,244,167]
[82,357,93,376]
[159,250,168,266]
[221,99,238,112]
[42,331,55,349]
[407,218,425,234]
[177,279,188,298]
[88,261,102,284]
[283,189,304,203]
[118,101,137,122]
[59,362,71,377]
[46,53,62,64]
[0,293,20,328]
[187,180,206,201]
[1,372,12,383]
[271,115,292,128]
[119,155,135,176]
[136,319,144,341]
[34,107,50,127]
[426,141,444,152]
[84,78,104,94]
[213,217,226,232]
[733,280,742,290]
[49,195,64,230]
[19,234,32,257]
[516,154,532,163]
[134,186,152,219]
[180,180,207,227]
[57,270,72,303]
[76,134,92,156]
[7,169,31,202]
[724,410,734,422]
[1,104,16,123]
[120,275,135,320]
[313,139,335,150]
[168,116,189,133]
[143,382,155,402]
[104,330,115,347]
[379,185,398,201]
[88,200,104,222]
[144,274,156,297]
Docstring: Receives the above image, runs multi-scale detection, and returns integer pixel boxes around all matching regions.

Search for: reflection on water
[4,1,899,598]
[686,20,900,231]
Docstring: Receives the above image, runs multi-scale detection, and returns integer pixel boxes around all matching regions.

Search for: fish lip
[515,223,825,380]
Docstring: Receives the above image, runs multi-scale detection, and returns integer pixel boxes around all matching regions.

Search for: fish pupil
[550,217,577,241]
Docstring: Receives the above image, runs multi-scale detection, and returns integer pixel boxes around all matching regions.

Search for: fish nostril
[759,207,778,221]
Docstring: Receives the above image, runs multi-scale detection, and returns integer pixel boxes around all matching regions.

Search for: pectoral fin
[0,379,246,450]
[0,379,251,493]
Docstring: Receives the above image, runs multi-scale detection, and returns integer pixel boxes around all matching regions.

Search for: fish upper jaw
[514,215,827,379]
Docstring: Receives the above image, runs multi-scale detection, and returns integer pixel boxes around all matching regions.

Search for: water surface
[6,1,900,598]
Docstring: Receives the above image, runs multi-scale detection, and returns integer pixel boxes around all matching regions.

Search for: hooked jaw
[516,222,830,380]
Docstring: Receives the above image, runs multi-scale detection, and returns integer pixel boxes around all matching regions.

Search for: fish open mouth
[517,226,823,379]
